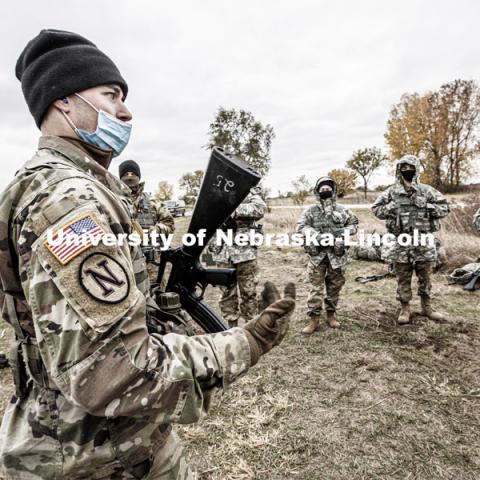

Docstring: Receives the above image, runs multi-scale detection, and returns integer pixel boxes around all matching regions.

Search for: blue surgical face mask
[62,93,132,157]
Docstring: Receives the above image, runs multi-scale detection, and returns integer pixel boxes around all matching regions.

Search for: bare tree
[291,175,312,205]
[347,147,387,198]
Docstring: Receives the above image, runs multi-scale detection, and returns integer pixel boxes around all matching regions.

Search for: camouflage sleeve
[474,208,480,232]
[343,208,359,235]
[154,202,175,235]
[20,178,251,424]
[296,206,317,236]
[426,187,450,219]
[234,194,266,220]
[371,190,395,219]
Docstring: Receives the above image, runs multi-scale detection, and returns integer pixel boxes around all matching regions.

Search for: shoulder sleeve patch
[32,204,139,337]
[80,253,130,303]
[44,212,105,265]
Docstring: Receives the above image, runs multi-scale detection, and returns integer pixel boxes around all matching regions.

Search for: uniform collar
[38,136,130,198]
[60,136,113,169]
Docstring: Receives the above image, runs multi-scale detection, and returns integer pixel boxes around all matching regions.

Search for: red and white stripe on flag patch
[44,213,105,265]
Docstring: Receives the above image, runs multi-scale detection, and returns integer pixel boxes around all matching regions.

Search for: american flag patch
[45,214,105,265]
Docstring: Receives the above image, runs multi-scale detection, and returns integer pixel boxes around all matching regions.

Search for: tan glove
[244,282,296,366]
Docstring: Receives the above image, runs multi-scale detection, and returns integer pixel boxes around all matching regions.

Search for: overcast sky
[1,0,480,197]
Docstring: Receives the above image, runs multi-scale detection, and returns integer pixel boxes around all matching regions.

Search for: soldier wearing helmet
[296,176,358,332]
[372,155,450,324]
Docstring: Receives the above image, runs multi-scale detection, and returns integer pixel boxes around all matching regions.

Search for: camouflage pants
[147,253,167,291]
[306,258,346,315]
[147,262,158,287]
[218,260,258,323]
[395,261,432,303]
[143,431,192,480]
[98,431,193,480]
[0,430,192,480]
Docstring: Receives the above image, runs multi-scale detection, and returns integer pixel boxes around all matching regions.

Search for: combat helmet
[314,176,337,201]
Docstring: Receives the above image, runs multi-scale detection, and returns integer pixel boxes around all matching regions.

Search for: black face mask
[318,191,333,200]
[122,175,140,192]
[401,170,415,182]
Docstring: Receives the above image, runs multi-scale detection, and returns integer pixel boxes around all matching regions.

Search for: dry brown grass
[444,195,479,235]
[439,195,479,266]
[267,191,380,207]
[438,231,478,267]
[177,250,480,479]
[263,207,300,235]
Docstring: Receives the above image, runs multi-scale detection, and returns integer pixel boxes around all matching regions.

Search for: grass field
[177,253,479,479]
[0,203,478,479]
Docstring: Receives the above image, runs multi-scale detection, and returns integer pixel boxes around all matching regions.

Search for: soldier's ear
[52,97,71,113]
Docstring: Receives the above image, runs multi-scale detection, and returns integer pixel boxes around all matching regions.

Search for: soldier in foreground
[372,155,450,324]
[210,187,267,327]
[119,159,175,284]
[296,177,358,332]
[0,29,295,479]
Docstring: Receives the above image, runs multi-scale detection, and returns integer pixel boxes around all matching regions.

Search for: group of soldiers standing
[130,150,471,336]
[296,153,451,332]
[0,28,478,480]
[118,138,477,334]
[209,153,457,334]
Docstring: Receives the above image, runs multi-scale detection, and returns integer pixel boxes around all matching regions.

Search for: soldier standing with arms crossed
[0,29,295,479]
[372,155,450,325]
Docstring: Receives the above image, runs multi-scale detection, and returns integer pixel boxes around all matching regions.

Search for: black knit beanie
[16,29,128,128]
[119,160,141,179]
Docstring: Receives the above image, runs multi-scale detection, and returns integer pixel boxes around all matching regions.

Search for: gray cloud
[1,0,480,196]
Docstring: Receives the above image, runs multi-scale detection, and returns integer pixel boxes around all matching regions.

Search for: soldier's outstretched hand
[244,281,296,366]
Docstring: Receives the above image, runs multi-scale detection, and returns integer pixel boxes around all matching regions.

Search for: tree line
[154,79,480,204]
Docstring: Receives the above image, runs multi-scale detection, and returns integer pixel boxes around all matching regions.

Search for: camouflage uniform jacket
[211,190,267,265]
[129,182,175,236]
[0,136,251,480]
[296,198,359,269]
[474,208,480,232]
[371,155,450,263]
